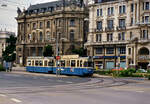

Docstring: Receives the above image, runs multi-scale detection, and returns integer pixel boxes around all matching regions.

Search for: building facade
[0,30,15,64]
[16,0,88,66]
[85,0,150,70]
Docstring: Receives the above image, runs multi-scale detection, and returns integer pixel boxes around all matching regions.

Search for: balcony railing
[116,26,126,30]
[105,27,114,32]
[95,29,103,32]
[138,55,150,60]
[138,38,150,43]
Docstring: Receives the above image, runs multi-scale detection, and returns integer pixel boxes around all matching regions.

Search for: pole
[56,32,59,77]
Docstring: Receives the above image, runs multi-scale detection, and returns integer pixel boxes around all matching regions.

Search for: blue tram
[26,55,94,76]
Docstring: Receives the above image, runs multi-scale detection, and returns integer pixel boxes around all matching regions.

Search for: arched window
[39,32,43,41]
[70,30,74,41]
[139,47,149,55]
[47,21,50,28]
[46,31,50,40]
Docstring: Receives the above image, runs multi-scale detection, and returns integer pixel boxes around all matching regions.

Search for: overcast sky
[0,0,57,34]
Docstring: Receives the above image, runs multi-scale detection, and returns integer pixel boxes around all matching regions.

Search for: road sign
[56,56,61,60]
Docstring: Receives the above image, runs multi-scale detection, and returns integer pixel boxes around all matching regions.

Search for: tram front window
[71,60,76,67]
[48,60,54,66]
[84,61,93,67]
[61,60,65,67]
[27,61,31,66]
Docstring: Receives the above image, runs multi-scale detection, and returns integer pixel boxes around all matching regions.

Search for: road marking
[0,94,6,97]
[11,98,22,103]
[66,81,73,84]
[136,91,144,93]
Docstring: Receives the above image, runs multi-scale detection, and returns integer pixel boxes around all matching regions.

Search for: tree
[43,45,53,57]
[2,35,17,62]
[72,47,87,57]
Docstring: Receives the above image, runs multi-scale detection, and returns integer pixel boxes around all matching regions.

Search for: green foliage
[95,70,112,75]
[119,68,136,77]
[72,47,87,57]
[2,35,16,62]
[0,64,5,71]
[147,69,150,73]
[43,45,53,57]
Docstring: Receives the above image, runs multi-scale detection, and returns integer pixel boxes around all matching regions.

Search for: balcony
[116,26,126,30]
[92,40,128,45]
[105,27,114,32]
[95,29,103,32]
[138,55,150,60]
[138,38,150,43]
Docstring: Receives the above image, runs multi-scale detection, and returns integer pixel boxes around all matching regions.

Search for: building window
[107,20,114,29]
[107,33,113,41]
[70,30,74,41]
[46,31,50,40]
[130,32,132,40]
[100,9,102,16]
[97,9,99,16]
[145,2,150,10]
[32,32,35,41]
[47,21,50,28]
[128,48,131,55]
[119,19,126,28]
[97,21,102,30]
[39,32,43,41]
[118,32,125,41]
[106,47,114,54]
[130,17,133,26]
[119,47,126,54]
[141,30,148,39]
[70,19,75,27]
[145,16,149,23]
[108,7,114,16]
[96,48,103,54]
[131,3,134,12]
[33,23,36,29]
[39,22,43,29]
[119,5,126,14]
[96,34,101,42]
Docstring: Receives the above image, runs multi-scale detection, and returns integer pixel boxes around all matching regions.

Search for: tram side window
[32,61,34,66]
[80,60,82,67]
[39,61,43,66]
[66,60,69,67]
[48,60,54,66]
[27,61,31,66]
[35,61,39,66]
[88,61,94,67]
[61,60,65,67]
[44,60,48,66]
[84,61,88,67]
[77,60,79,67]
[71,60,76,67]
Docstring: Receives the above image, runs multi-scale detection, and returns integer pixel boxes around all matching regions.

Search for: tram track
[0,77,130,95]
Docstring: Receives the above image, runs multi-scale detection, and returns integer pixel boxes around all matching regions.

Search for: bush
[119,68,136,77]
[96,70,112,75]
[147,69,150,73]
[0,64,5,71]
[132,73,144,77]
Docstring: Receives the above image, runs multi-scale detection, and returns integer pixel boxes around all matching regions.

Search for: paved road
[0,72,150,104]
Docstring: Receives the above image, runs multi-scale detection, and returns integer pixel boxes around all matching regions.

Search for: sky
[0,0,57,34]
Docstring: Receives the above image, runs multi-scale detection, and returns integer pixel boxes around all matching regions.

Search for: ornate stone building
[16,0,88,66]
[85,0,150,69]
[0,30,15,64]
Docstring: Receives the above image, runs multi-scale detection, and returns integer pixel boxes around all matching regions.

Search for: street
[0,71,150,104]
